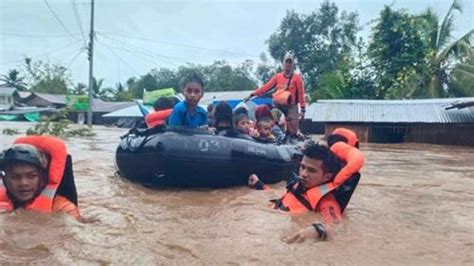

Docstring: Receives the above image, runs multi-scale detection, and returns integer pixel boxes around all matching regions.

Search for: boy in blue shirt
[168,74,208,127]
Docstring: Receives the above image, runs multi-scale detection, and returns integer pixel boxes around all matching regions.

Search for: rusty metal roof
[304,98,474,123]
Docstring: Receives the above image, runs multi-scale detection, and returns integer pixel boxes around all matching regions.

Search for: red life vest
[0,136,67,212]
[145,109,173,128]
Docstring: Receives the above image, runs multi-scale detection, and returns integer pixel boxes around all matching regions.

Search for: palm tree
[113,82,133,101]
[91,77,113,100]
[418,0,473,97]
[0,69,27,91]
[72,82,87,95]
[449,48,474,96]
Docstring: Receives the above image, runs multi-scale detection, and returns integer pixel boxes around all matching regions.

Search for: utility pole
[87,0,95,127]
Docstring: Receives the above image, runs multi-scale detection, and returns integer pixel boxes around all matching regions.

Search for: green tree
[267,1,360,95]
[449,48,474,96]
[24,57,72,95]
[418,0,473,97]
[255,53,277,85]
[71,82,87,95]
[92,77,115,101]
[368,6,429,99]
[0,69,27,91]
[128,71,164,99]
[112,82,133,101]
[203,60,257,91]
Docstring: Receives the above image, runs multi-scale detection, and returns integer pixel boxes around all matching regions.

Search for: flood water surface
[0,122,473,265]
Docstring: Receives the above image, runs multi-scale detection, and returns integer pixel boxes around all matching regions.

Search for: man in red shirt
[245,53,306,137]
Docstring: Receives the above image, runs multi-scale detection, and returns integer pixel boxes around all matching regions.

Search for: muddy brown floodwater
[0,121,473,265]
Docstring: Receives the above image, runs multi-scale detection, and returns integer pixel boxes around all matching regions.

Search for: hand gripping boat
[115,127,302,188]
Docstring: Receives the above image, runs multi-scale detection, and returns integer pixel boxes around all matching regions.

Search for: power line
[66,48,86,69]
[97,33,215,65]
[72,0,87,46]
[98,31,259,58]
[1,32,81,38]
[96,39,140,76]
[43,0,81,42]
[0,40,82,66]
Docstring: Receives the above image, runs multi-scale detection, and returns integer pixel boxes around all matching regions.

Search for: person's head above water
[0,144,50,204]
[327,128,359,149]
[181,73,204,107]
[298,141,339,190]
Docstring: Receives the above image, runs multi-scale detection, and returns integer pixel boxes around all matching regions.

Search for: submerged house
[0,86,17,111]
[22,92,67,108]
[303,98,474,146]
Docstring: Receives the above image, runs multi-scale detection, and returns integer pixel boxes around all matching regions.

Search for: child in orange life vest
[248,141,342,243]
[327,128,365,212]
[145,97,176,128]
[0,137,80,219]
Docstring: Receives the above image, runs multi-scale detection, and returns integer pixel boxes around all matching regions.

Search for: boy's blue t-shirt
[168,101,208,127]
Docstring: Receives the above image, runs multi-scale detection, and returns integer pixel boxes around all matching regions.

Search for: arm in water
[248,173,342,243]
[284,194,342,244]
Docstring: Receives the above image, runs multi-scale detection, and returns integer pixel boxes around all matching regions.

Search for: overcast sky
[1,0,473,88]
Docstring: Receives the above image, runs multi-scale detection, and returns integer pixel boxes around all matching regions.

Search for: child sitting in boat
[255,119,276,142]
[253,105,283,142]
[168,73,208,128]
[233,107,251,134]
[213,101,233,133]
[145,97,176,128]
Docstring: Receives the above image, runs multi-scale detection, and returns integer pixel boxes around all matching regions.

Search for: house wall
[322,123,474,146]
[406,124,474,146]
[0,95,14,110]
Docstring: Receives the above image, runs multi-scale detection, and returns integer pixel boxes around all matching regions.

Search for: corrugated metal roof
[0,86,17,96]
[199,90,254,106]
[305,98,474,123]
[102,104,150,118]
[92,100,135,113]
[17,91,31,99]
[31,93,67,105]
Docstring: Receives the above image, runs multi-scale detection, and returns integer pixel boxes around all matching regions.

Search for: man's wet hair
[302,141,339,174]
[153,97,176,111]
[327,134,348,147]
[180,72,204,89]
[327,133,360,149]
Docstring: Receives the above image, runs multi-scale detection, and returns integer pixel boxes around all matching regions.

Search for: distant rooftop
[304,98,474,124]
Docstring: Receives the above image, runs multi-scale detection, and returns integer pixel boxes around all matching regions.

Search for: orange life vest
[332,128,358,147]
[145,109,173,128]
[330,141,364,187]
[273,183,333,214]
[0,136,67,212]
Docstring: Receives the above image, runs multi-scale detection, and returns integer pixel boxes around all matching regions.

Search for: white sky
[1,0,473,88]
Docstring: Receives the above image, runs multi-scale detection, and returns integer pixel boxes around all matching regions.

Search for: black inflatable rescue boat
[115,127,302,187]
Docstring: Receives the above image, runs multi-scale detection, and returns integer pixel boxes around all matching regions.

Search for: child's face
[236,117,250,133]
[183,82,203,106]
[298,156,333,189]
[257,121,273,138]
[3,163,45,203]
